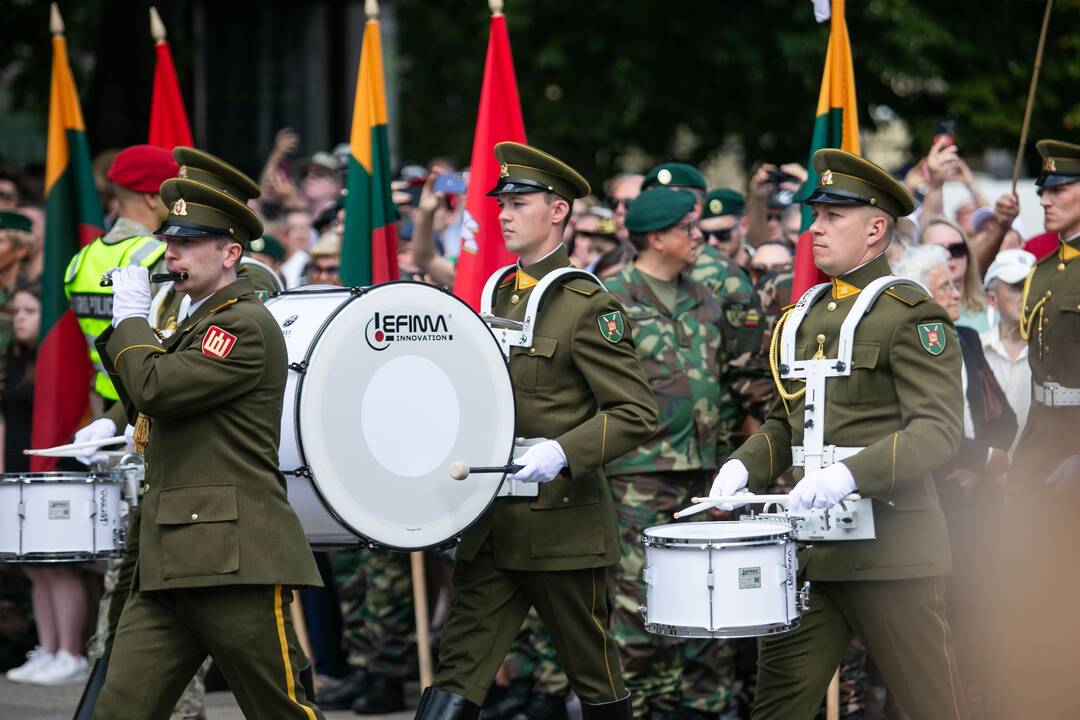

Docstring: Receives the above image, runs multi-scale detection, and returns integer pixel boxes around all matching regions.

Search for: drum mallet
[448,462,524,480]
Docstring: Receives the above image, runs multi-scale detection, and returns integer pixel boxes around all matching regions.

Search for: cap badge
[1045,157,1057,172]
[178,166,188,178]
[251,238,265,252]
[658,169,673,185]
[820,170,834,186]
[709,199,722,214]
[499,162,510,179]
[172,198,188,216]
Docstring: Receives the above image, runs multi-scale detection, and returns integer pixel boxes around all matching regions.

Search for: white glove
[123,424,136,449]
[511,439,568,484]
[788,463,857,511]
[110,266,152,327]
[707,459,750,510]
[73,418,117,466]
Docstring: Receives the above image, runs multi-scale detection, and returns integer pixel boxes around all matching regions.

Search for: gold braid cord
[1018,268,1046,345]
[769,308,806,415]
[133,413,151,454]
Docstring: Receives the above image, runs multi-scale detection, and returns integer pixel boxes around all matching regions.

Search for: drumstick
[99,270,188,287]
[448,462,524,480]
[674,493,862,520]
[24,436,127,455]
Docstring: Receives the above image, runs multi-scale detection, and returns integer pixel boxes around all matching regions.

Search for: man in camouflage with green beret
[699,188,749,263]
[706,149,968,720]
[604,187,745,719]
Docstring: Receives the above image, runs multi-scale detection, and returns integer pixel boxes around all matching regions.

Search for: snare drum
[0,473,124,562]
[266,282,516,550]
[641,521,807,638]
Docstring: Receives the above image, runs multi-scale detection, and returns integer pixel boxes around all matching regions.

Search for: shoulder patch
[202,325,238,358]
[884,286,929,306]
[598,311,625,343]
[917,322,946,355]
[562,277,600,297]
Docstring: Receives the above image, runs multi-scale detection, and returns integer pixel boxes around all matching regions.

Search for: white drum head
[296,283,515,550]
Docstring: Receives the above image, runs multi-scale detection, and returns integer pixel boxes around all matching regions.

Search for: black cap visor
[803,188,873,207]
[486,177,557,198]
[1035,173,1080,188]
[155,219,230,238]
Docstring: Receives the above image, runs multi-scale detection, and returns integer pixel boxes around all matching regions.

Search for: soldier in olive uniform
[91,177,324,720]
[604,188,742,719]
[417,142,658,720]
[708,150,968,720]
[993,139,1080,719]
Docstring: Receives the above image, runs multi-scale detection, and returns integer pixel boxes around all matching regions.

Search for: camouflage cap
[1035,139,1080,188]
[0,210,32,233]
[626,188,697,233]
[487,142,590,201]
[248,234,285,262]
[173,147,261,202]
[641,162,706,191]
[702,188,745,218]
[157,178,264,245]
[805,149,914,219]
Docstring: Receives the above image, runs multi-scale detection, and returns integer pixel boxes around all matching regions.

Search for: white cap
[971,206,1023,234]
[983,248,1036,289]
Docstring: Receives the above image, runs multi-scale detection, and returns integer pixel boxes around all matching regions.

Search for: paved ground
[0,677,415,719]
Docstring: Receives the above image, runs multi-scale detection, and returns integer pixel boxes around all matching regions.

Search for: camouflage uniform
[337,549,417,679]
[503,610,571,697]
[605,263,745,716]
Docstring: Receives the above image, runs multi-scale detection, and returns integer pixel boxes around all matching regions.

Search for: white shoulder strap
[780,283,830,369]
[482,267,605,352]
[835,276,928,367]
[480,264,517,315]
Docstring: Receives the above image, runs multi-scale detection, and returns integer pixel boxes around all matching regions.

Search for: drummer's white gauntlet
[73,417,117,466]
[788,463,856,511]
[511,440,567,484]
[708,460,749,509]
[110,266,152,327]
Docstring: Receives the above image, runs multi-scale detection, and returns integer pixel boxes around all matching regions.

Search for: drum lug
[289,361,308,373]
[638,604,648,620]
[797,581,811,612]
[17,500,25,518]
[293,466,312,479]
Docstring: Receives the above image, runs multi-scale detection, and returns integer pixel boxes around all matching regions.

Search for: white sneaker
[5,646,55,682]
[28,649,88,685]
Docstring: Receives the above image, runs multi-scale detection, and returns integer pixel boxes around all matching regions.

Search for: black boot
[315,667,371,711]
[511,692,569,720]
[414,686,482,720]
[483,678,533,719]
[351,674,406,714]
[581,693,633,720]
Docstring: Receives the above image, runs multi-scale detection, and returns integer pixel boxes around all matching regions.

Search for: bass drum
[266,283,516,551]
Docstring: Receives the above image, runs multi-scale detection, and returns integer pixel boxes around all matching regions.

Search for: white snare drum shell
[0,478,20,557]
[11,474,124,560]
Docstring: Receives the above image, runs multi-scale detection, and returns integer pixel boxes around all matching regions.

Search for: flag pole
[1011,0,1055,194]
[149,6,167,44]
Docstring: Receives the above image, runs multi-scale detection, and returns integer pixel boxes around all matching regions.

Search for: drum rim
[286,280,517,551]
[644,618,800,639]
[0,472,114,484]
[643,521,793,546]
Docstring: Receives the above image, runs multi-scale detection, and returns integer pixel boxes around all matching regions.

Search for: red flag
[452,12,527,310]
[148,9,193,149]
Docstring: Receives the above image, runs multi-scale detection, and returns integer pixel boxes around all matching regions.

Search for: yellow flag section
[341,14,398,286]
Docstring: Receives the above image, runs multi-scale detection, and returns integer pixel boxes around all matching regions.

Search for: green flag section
[793,0,860,296]
[341,16,398,286]
[32,31,104,471]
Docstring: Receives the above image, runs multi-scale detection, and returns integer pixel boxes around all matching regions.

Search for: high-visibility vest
[64,235,166,401]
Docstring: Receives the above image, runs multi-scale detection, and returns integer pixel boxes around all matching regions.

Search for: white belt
[792,445,864,468]
[1033,381,1080,407]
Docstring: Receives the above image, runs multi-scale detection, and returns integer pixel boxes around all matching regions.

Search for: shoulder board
[209,298,239,315]
[1035,250,1059,267]
[884,285,929,306]
[561,277,600,297]
[498,276,515,288]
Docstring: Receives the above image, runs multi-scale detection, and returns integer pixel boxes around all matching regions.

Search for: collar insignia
[172,198,188,216]
[820,170,834,186]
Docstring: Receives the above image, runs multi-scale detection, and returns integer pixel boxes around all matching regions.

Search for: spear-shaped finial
[50,2,65,36]
[365,0,379,20]
[150,6,167,43]
[489,0,504,15]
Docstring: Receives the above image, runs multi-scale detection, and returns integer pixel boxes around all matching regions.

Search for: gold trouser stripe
[274,585,317,720]
[113,343,166,365]
[889,433,898,493]
[599,413,609,464]
[589,567,618,701]
[932,578,963,720]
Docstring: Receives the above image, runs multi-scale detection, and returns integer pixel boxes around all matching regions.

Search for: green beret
[248,234,285,262]
[1036,139,1080,188]
[641,162,706,191]
[174,147,261,202]
[805,149,914,219]
[157,178,264,245]
[626,188,697,233]
[0,211,32,233]
[487,142,590,201]
[702,188,745,218]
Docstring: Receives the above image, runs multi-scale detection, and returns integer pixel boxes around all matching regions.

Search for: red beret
[107,145,179,194]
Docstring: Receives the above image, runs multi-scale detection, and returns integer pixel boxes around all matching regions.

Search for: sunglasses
[605,197,634,210]
[945,242,968,259]
[312,264,340,274]
[0,190,15,201]
[701,228,733,243]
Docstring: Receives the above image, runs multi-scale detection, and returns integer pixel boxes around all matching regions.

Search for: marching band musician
[90,176,324,720]
[708,149,970,719]
[415,142,658,720]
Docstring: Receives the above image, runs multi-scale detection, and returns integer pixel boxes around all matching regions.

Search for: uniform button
[529,347,536,354]
[1045,290,1053,298]
[827,301,837,312]
[562,497,570,504]
[142,483,150,493]
[510,294,520,305]
[1058,263,1066,271]
[816,334,826,344]
[190,513,199,520]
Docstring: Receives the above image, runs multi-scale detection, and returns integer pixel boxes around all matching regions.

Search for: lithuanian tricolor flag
[793,0,860,296]
[32,6,103,470]
[341,10,398,286]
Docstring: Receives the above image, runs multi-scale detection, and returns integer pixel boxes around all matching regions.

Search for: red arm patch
[202,325,238,358]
